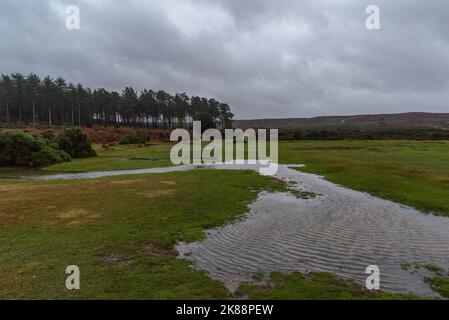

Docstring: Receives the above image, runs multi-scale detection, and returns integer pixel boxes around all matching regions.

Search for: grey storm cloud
[1,0,449,118]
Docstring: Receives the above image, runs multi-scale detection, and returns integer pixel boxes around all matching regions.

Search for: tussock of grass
[400,262,449,298]
[428,275,449,298]
[423,264,445,274]
[287,189,317,199]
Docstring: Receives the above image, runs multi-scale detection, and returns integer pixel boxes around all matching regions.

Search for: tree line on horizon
[0,73,234,129]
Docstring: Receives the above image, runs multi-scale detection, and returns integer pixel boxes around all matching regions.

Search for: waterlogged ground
[27,163,449,297]
[178,165,449,296]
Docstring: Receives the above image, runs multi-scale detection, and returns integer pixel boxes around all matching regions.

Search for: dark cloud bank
[1,0,448,119]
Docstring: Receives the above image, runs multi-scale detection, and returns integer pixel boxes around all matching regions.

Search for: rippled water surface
[27,163,449,296]
[177,165,449,296]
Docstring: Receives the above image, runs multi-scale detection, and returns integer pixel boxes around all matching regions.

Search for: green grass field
[0,169,286,299]
[1,140,448,299]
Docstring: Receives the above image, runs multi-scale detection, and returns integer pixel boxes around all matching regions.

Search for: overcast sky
[1,0,448,119]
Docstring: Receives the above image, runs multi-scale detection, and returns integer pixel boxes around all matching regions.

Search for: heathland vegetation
[235,112,449,141]
[0,73,234,129]
[0,128,96,167]
[0,131,71,167]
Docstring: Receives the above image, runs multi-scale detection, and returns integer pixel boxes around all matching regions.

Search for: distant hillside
[233,112,449,131]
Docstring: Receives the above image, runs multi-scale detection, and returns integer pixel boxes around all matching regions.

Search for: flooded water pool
[177,165,449,296]
[25,163,449,296]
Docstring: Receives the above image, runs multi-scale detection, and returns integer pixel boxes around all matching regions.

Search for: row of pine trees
[0,73,234,129]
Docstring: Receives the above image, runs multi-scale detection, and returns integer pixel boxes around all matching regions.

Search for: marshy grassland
[279,140,449,217]
[1,140,449,299]
[0,169,286,299]
[44,140,449,217]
